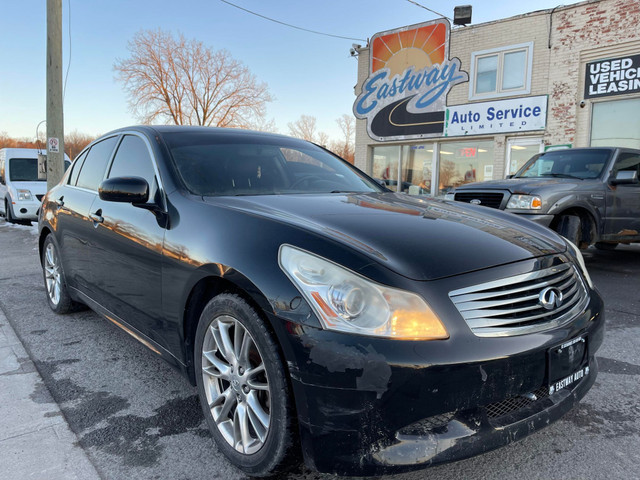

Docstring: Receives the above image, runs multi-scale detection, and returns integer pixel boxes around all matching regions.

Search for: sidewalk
[0,307,101,480]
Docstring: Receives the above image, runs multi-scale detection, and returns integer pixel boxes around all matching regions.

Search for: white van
[0,148,70,222]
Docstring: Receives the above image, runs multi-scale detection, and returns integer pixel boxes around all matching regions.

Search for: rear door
[56,136,119,292]
[603,150,640,240]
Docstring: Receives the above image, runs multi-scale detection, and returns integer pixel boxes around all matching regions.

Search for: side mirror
[99,177,149,204]
[610,170,639,185]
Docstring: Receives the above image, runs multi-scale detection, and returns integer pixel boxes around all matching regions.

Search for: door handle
[90,210,103,224]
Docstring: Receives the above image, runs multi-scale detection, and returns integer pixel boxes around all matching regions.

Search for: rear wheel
[42,235,79,313]
[554,214,581,247]
[194,294,298,477]
[595,242,618,251]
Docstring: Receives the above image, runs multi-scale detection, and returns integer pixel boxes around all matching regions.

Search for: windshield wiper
[539,173,583,180]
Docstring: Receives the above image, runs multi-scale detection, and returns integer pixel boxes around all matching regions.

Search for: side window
[68,149,89,186]
[76,136,118,191]
[614,153,640,184]
[108,135,158,201]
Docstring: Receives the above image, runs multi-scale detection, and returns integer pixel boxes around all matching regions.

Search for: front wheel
[5,200,16,223]
[554,214,581,247]
[194,294,298,477]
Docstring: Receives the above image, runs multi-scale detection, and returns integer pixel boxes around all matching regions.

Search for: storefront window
[401,144,433,195]
[591,98,640,149]
[437,140,494,196]
[371,146,400,189]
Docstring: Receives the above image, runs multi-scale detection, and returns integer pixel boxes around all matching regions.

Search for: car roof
[101,125,305,144]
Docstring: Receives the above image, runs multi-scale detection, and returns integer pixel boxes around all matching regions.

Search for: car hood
[205,193,565,281]
[455,178,586,194]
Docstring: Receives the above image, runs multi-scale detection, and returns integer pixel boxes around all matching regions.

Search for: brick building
[353,0,640,196]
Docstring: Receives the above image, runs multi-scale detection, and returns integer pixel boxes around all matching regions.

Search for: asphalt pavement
[0,217,638,480]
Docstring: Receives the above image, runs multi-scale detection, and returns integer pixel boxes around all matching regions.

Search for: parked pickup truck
[445,147,640,249]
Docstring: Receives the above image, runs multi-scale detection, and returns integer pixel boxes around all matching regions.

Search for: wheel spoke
[235,402,252,453]
[216,392,237,423]
[246,390,270,429]
[238,330,252,366]
[245,363,265,379]
[202,349,231,379]
[233,323,245,362]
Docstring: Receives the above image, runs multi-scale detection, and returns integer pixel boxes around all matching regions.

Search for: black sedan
[39,126,604,477]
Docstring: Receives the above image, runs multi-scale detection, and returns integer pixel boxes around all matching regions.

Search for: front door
[603,151,640,241]
[87,134,167,346]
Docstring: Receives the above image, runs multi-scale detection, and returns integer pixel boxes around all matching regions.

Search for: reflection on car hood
[205,192,565,281]
[455,177,585,194]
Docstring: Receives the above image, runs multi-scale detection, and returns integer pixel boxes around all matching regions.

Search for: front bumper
[271,289,604,476]
[9,200,41,220]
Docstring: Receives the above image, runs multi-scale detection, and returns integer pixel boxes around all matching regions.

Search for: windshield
[164,133,381,196]
[9,158,43,182]
[516,150,611,179]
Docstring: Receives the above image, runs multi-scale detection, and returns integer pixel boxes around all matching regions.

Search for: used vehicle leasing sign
[584,54,640,98]
[444,96,548,136]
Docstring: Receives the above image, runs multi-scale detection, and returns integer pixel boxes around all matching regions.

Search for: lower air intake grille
[485,386,549,419]
[454,192,504,208]
[449,262,589,337]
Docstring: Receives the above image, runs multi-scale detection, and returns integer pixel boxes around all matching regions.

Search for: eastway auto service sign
[585,54,640,99]
[444,96,548,136]
[354,19,468,141]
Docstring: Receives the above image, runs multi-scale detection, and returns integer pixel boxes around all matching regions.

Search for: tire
[554,214,581,247]
[42,235,77,313]
[595,242,618,251]
[5,200,16,224]
[194,294,298,477]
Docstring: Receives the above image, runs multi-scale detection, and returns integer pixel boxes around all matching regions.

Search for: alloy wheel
[44,242,62,306]
[201,314,271,455]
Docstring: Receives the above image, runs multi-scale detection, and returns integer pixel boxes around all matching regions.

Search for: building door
[506,137,543,176]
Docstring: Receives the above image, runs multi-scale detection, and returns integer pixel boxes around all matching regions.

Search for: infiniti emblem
[539,287,563,310]
[470,199,482,205]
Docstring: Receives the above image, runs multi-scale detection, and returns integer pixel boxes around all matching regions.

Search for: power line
[219,0,366,42]
[405,0,452,21]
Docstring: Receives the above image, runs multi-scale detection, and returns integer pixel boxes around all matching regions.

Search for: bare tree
[65,130,97,159]
[330,114,355,163]
[287,115,319,142]
[114,29,272,128]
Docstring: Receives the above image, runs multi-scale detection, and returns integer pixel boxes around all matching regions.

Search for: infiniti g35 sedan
[39,126,604,477]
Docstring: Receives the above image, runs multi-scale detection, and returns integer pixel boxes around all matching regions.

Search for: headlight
[17,189,33,201]
[278,245,449,340]
[444,192,455,201]
[506,194,542,209]
[564,239,594,289]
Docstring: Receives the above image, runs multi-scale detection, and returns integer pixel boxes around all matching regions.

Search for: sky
[0,0,582,143]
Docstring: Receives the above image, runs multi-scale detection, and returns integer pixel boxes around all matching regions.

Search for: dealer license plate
[548,336,588,395]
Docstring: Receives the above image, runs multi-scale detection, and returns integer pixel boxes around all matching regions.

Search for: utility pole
[46,0,65,190]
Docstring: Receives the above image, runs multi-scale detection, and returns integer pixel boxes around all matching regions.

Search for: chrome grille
[449,262,589,337]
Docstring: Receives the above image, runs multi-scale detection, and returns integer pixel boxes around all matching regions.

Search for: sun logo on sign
[371,22,447,77]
